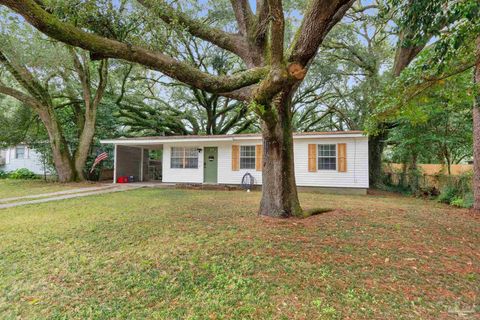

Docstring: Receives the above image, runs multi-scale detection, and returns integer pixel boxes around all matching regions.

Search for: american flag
[90,151,108,173]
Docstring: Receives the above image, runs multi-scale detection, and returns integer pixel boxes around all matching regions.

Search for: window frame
[239,145,256,170]
[170,147,199,169]
[15,146,25,159]
[317,144,337,171]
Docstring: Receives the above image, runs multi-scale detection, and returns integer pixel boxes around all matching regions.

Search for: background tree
[386,71,473,174]
[0,20,109,181]
[116,39,256,136]
[380,0,479,209]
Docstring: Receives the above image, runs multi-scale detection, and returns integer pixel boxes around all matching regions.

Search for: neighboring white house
[101,131,369,193]
[0,145,46,174]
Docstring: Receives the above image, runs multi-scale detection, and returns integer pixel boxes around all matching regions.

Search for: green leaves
[388,0,480,70]
[385,69,473,165]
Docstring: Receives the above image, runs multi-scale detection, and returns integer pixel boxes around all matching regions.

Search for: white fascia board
[293,134,366,139]
[100,133,366,145]
[100,137,236,145]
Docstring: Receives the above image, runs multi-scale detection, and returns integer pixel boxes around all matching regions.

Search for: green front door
[203,147,218,183]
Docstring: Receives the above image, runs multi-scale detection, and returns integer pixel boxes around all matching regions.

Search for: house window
[15,146,25,159]
[240,145,256,169]
[318,144,336,170]
[171,147,198,169]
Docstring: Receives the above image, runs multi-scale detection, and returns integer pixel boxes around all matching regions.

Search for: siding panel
[160,137,369,188]
[162,143,203,183]
[294,138,368,188]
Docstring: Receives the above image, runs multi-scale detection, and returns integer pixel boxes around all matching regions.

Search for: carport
[101,138,164,183]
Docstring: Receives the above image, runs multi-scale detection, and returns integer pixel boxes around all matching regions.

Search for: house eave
[100,132,366,145]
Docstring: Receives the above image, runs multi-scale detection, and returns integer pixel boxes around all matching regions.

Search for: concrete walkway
[0,184,116,203]
[0,184,143,209]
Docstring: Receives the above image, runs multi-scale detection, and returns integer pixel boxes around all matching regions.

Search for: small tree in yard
[0,0,357,217]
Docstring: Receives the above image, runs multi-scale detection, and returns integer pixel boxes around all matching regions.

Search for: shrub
[0,171,8,179]
[462,192,474,208]
[450,192,474,208]
[438,185,457,204]
[438,172,473,208]
[450,196,465,208]
[8,168,38,180]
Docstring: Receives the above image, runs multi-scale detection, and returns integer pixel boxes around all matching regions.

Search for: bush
[462,192,474,208]
[438,173,473,208]
[450,196,465,207]
[8,168,38,180]
[0,171,8,179]
[438,185,458,204]
[450,192,474,208]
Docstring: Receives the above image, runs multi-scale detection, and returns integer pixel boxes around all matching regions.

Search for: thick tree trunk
[473,36,480,211]
[259,93,302,217]
[38,109,77,182]
[74,113,96,180]
[368,131,387,188]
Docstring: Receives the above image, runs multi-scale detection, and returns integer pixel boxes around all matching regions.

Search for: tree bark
[0,69,78,182]
[74,115,95,180]
[259,91,302,217]
[71,56,108,180]
[473,35,480,211]
[368,131,387,187]
[37,109,77,182]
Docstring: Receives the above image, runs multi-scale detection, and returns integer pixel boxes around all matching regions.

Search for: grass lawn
[0,179,96,199]
[0,186,478,319]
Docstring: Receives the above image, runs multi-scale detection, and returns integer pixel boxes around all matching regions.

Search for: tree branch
[138,0,249,58]
[267,0,285,66]
[288,0,354,67]
[392,28,428,77]
[0,84,41,110]
[254,0,269,47]
[230,0,255,36]
[0,0,267,95]
[116,64,133,105]
[0,49,50,106]
[91,59,108,111]
[70,47,92,108]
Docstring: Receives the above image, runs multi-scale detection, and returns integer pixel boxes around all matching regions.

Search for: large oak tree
[0,0,355,217]
[0,39,108,182]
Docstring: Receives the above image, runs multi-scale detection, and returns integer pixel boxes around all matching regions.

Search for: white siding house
[102,131,369,193]
[0,145,46,174]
